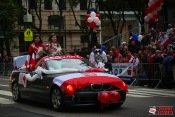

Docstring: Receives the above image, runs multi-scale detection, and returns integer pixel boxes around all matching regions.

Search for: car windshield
[46,59,89,70]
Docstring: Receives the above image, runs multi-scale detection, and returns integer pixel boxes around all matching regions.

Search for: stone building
[9,0,144,56]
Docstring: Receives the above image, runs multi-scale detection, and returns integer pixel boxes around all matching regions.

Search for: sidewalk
[0,75,10,79]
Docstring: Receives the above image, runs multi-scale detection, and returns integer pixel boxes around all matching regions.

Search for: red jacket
[28,43,45,63]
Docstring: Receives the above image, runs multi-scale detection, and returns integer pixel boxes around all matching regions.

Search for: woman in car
[45,33,62,56]
[28,34,45,70]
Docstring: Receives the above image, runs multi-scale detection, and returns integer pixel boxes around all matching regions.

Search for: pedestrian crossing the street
[128,87,175,98]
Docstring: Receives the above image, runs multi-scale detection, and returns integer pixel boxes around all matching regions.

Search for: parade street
[0,76,175,117]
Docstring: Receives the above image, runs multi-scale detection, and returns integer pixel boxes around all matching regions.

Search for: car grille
[76,84,120,92]
[90,83,112,91]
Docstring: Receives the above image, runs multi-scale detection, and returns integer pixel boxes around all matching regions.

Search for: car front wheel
[51,87,64,111]
[12,83,22,102]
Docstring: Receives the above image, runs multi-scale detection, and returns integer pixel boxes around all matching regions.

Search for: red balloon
[155,2,161,8]
[98,92,110,104]
[108,91,120,102]
[159,0,164,4]
[149,18,156,24]
[86,21,91,26]
[96,14,101,19]
[90,22,96,28]
[85,14,90,20]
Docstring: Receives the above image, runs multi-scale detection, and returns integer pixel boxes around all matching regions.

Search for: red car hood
[53,72,128,96]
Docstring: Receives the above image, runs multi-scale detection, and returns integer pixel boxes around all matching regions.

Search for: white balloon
[147,13,153,19]
[90,12,96,17]
[148,3,151,7]
[93,17,99,23]
[144,16,149,22]
[87,17,93,23]
[138,35,143,42]
[96,20,101,26]
[149,0,155,5]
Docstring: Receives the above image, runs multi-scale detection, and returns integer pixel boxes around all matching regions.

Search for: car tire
[51,87,64,111]
[12,83,22,102]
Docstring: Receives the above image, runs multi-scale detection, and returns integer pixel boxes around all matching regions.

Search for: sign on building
[24,28,33,41]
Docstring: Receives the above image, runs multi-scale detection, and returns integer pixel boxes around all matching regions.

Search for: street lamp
[23,0,32,23]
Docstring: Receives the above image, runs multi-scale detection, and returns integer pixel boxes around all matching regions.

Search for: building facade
[11,0,139,57]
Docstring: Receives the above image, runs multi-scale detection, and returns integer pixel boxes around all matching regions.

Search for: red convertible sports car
[9,55,128,111]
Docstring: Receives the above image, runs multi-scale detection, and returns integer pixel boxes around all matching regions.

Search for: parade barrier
[0,63,13,76]
[111,63,165,88]
[130,63,165,88]
[111,63,134,84]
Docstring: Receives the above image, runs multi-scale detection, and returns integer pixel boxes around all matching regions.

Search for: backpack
[94,49,103,63]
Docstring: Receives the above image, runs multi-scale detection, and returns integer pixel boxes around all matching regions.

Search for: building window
[44,0,52,10]
[60,0,66,10]
[80,0,87,10]
[80,35,88,43]
[80,15,87,29]
[29,0,37,9]
[48,15,64,30]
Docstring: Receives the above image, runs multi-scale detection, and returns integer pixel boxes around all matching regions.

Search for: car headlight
[66,84,75,96]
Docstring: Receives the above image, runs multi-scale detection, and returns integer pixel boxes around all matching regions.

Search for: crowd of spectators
[105,24,175,89]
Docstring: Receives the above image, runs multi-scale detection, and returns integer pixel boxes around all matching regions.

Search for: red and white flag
[160,35,170,47]
[25,55,30,71]
[30,53,36,71]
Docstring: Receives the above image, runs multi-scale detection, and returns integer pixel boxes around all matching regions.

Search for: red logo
[149,107,156,114]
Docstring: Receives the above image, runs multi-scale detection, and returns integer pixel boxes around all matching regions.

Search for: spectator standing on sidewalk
[163,51,173,89]
[3,54,9,76]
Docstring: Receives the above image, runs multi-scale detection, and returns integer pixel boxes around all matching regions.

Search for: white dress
[45,43,62,56]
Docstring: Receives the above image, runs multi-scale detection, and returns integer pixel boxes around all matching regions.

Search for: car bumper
[63,89,126,106]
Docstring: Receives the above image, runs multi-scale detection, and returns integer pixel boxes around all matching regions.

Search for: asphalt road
[0,75,175,117]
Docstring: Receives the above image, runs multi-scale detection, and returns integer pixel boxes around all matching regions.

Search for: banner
[111,63,134,84]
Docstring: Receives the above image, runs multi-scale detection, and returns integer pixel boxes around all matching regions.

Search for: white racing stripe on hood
[53,72,119,86]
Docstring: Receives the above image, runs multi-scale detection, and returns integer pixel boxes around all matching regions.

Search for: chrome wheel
[51,88,63,111]
[12,83,21,102]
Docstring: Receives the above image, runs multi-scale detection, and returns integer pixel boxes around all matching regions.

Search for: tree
[28,0,42,35]
[68,0,94,50]
[97,0,127,48]
[127,0,149,33]
[0,0,20,56]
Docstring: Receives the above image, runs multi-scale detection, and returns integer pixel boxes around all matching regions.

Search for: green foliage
[0,0,20,55]
[0,0,20,31]
[68,0,80,8]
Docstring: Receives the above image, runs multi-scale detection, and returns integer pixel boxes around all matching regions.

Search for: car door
[26,74,53,101]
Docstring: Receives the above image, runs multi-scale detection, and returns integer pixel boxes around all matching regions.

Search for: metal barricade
[130,63,165,88]
[0,62,13,76]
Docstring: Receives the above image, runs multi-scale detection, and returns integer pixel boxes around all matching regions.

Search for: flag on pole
[25,55,30,71]
[30,53,36,71]
[160,36,170,47]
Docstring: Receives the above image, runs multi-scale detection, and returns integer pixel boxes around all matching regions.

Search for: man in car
[89,44,107,68]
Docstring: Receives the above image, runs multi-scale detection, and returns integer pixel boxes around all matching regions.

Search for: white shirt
[133,57,140,68]
[89,50,107,68]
